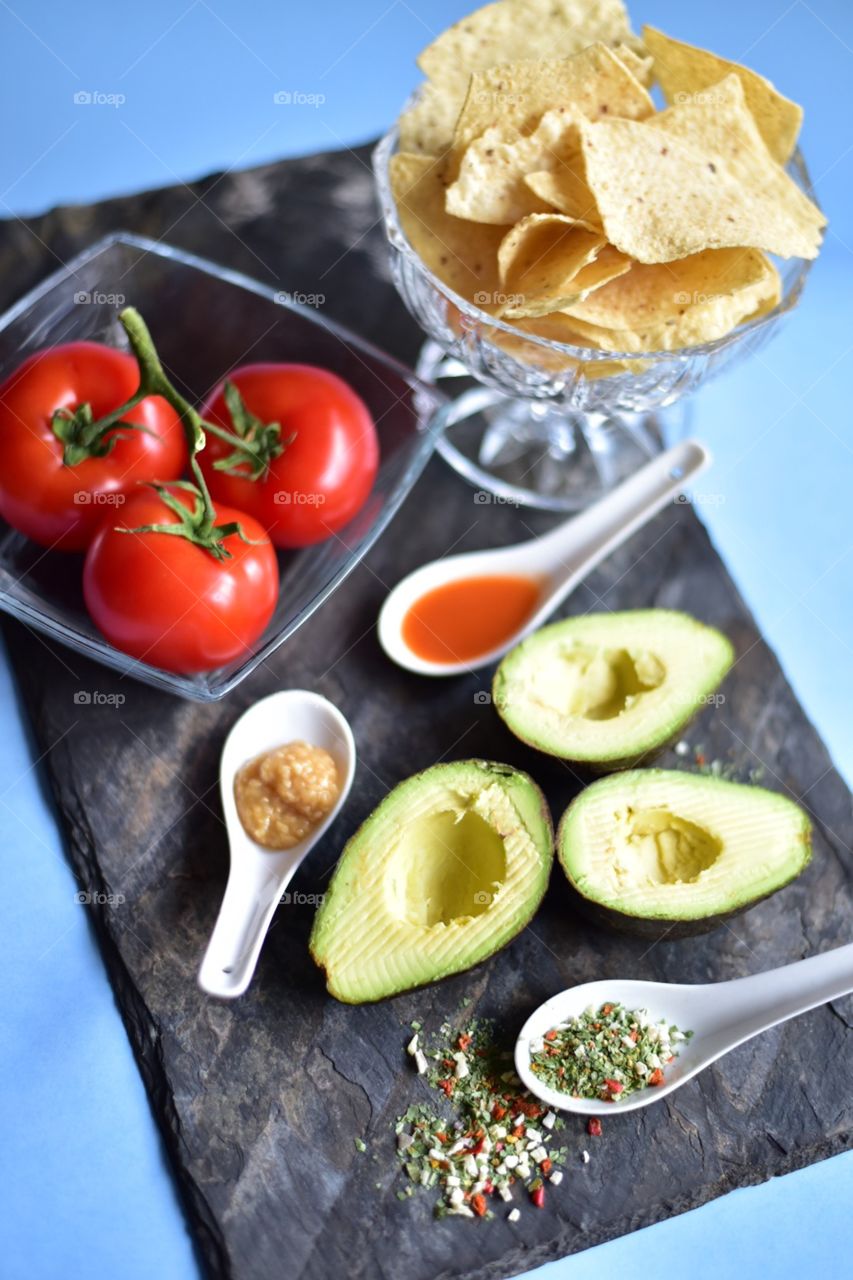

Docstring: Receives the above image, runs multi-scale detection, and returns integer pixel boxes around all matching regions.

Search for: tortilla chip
[559,249,782,350]
[649,73,789,169]
[446,108,587,225]
[496,214,606,317]
[401,0,642,156]
[643,25,802,164]
[389,153,506,303]
[398,81,460,157]
[524,165,602,228]
[563,245,771,324]
[613,41,653,87]
[648,74,823,254]
[418,0,640,95]
[578,93,825,262]
[453,43,653,164]
[555,243,632,295]
[503,241,632,318]
[497,214,603,286]
[738,289,784,328]
[500,314,647,377]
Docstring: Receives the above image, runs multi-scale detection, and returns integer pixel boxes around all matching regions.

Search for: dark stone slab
[2,145,851,1280]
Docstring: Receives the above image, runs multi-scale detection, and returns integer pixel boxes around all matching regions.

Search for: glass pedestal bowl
[373,126,817,511]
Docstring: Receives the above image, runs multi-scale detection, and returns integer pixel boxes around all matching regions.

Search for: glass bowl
[0,233,449,701]
[373,124,817,511]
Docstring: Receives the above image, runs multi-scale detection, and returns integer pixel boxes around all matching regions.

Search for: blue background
[1,2,851,1277]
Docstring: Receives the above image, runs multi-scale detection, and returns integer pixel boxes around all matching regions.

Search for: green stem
[119,309,272,474]
[119,308,205,453]
[111,309,264,559]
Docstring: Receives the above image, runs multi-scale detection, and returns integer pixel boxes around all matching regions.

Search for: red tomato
[0,341,187,551]
[83,487,279,674]
[198,363,379,549]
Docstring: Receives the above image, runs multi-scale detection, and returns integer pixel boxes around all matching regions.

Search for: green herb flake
[528,1003,692,1102]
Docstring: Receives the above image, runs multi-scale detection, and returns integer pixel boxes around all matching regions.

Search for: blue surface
[1,2,851,1278]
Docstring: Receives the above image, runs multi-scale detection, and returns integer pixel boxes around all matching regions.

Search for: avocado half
[558,769,812,937]
[493,610,734,770]
[309,760,553,1003]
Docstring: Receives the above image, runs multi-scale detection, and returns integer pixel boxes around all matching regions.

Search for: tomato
[0,341,186,550]
[83,487,279,674]
[198,363,379,548]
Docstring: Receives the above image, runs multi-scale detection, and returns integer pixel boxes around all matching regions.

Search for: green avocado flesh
[558,769,812,934]
[493,610,734,768]
[309,760,553,1003]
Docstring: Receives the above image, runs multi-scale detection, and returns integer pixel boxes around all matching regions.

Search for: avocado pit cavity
[612,806,723,887]
[388,806,508,927]
[529,643,666,721]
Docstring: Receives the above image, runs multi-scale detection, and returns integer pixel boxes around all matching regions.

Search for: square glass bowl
[0,233,448,700]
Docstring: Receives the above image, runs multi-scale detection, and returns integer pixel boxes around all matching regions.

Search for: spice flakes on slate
[395,1019,567,1220]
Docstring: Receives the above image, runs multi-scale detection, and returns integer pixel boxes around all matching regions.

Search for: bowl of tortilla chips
[373,0,825,510]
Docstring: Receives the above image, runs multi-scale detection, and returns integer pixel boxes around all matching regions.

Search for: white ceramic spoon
[198,689,355,999]
[378,439,710,676]
[515,942,853,1116]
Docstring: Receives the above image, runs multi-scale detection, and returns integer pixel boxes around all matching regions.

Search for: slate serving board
[3,144,851,1280]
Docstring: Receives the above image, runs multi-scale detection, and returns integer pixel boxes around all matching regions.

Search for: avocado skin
[309,759,554,1004]
[561,875,806,939]
[579,720,723,775]
[494,713,700,775]
[555,772,813,938]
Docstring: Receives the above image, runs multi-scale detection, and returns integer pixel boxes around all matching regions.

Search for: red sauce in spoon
[401,574,543,665]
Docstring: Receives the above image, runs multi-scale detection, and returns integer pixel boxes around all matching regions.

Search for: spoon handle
[536,439,710,592]
[704,941,853,1045]
[198,849,300,999]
